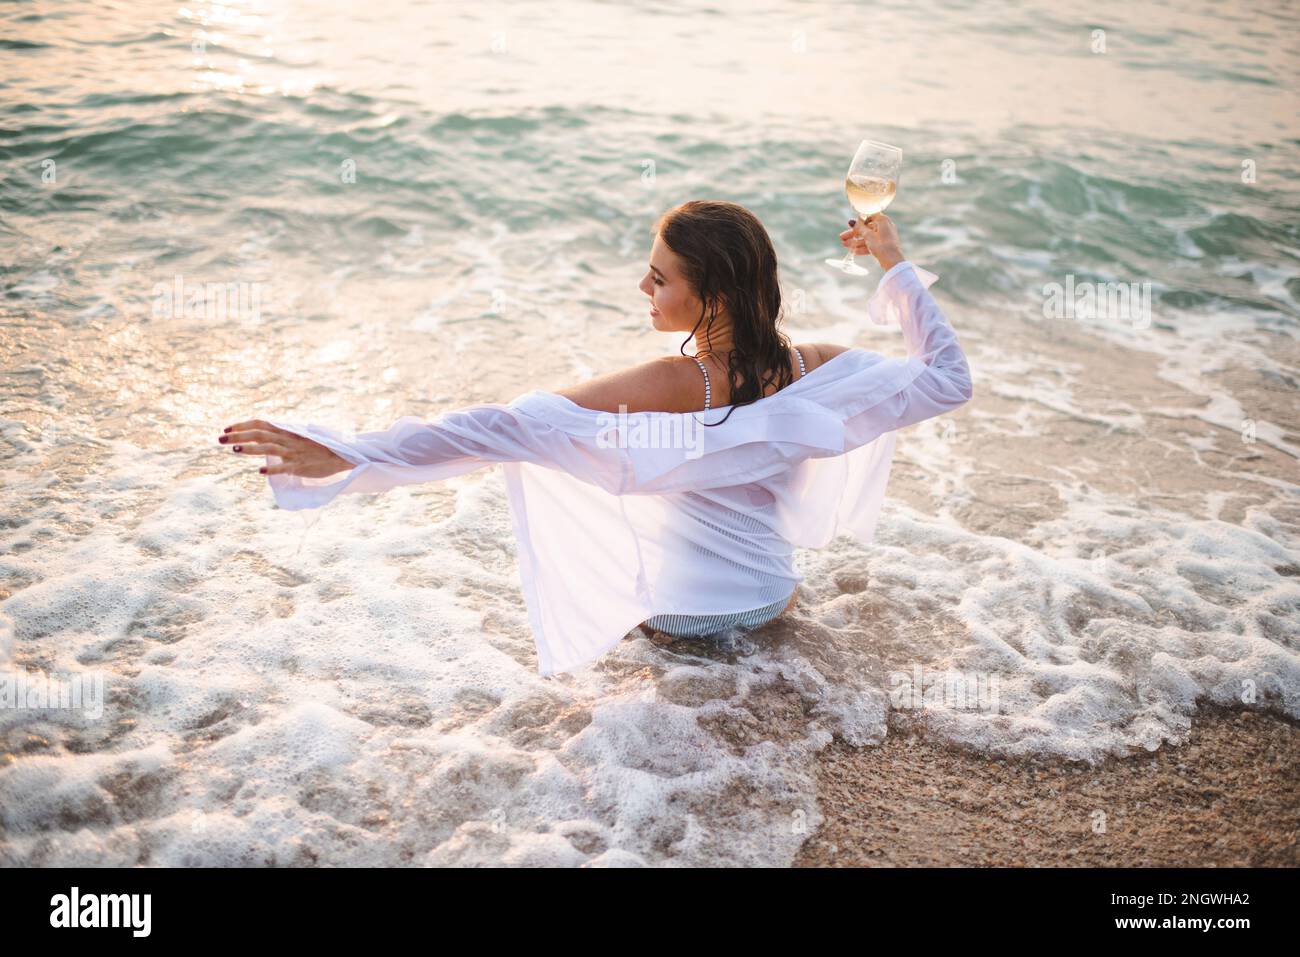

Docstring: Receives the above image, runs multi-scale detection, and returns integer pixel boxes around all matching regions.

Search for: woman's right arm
[841,213,905,273]
[807,213,909,369]
[811,213,973,439]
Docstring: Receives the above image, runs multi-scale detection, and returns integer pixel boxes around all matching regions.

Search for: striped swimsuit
[642,347,807,639]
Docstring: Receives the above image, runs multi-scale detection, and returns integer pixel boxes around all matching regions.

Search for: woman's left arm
[220,397,636,511]
[554,355,705,413]
[219,421,354,478]
[218,407,541,513]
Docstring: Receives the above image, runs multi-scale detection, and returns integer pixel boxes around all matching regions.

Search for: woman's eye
[653,278,664,286]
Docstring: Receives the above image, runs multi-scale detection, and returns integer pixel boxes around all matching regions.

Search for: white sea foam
[3,0,1298,868]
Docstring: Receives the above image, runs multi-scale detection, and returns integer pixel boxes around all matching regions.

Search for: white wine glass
[825,139,903,275]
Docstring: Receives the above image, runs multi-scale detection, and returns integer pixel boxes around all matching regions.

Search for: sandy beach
[795,705,1299,867]
[3,0,1296,869]
[788,310,1300,867]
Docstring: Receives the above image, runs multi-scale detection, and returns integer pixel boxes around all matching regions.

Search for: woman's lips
[649,306,660,317]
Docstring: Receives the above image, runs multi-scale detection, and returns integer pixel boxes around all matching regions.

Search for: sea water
[1,0,1297,866]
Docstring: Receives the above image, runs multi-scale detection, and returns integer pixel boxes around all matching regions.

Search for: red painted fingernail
[219,436,228,443]
[848,219,855,226]
[223,427,231,433]
[233,445,242,452]
[259,467,266,474]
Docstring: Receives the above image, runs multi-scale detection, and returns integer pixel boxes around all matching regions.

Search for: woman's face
[640,233,704,333]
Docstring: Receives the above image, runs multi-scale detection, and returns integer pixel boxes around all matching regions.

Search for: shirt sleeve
[260,260,971,510]
[839,260,973,449]
[261,404,627,511]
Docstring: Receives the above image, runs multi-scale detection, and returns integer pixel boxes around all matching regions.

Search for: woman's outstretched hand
[218,419,354,478]
[839,213,905,271]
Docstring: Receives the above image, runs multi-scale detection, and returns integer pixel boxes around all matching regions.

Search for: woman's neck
[690,318,736,358]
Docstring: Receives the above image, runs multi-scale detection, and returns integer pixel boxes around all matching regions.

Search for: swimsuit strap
[692,357,711,410]
[694,351,800,410]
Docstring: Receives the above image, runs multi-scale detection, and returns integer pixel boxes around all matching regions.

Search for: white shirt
[263,260,972,676]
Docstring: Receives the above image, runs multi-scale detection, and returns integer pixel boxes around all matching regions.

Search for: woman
[217,203,972,676]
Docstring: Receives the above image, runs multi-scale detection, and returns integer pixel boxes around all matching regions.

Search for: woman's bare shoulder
[554,355,704,414]
[796,343,854,374]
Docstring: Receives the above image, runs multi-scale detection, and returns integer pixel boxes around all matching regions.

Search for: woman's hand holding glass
[838,213,905,272]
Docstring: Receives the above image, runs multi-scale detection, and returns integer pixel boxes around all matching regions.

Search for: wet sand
[788,312,1300,869]
[794,705,1300,867]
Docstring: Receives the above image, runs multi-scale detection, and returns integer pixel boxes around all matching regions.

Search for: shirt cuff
[876,259,915,289]
[867,261,939,326]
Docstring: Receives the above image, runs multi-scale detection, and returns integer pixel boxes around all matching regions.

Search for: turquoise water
[1,0,1297,866]
[4,0,1297,352]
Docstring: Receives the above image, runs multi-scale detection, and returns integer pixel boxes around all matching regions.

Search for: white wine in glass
[825,139,902,275]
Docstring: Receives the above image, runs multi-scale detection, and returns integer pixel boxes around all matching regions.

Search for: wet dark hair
[653,200,795,426]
